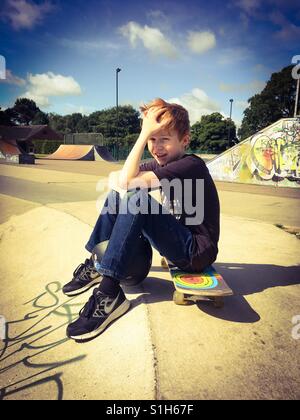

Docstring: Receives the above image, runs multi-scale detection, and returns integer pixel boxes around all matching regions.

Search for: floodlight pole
[116,67,122,160]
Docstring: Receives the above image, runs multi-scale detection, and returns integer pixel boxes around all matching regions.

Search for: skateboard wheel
[173,291,190,305]
[213,297,224,308]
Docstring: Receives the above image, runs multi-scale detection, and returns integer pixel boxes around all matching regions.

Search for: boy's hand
[141,107,167,138]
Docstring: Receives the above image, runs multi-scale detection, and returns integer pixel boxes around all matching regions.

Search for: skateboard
[161,257,233,308]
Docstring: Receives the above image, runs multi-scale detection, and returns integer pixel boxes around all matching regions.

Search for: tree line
[0,65,297,153]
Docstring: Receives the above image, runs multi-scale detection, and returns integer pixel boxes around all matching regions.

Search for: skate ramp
[207,118,300,188]
[45,145,116,162]
[45,145,96,161]
[0,140,22,158]
[94,145,116,162]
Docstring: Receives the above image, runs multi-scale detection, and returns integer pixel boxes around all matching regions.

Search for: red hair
[140,98,190,140]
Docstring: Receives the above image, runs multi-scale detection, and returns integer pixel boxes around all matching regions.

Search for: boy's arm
[118,130,149,186]
[109,169,160,191]
[117,107,166,190]
[121,170,161,190]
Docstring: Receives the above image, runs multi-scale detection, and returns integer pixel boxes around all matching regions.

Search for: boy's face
[147,128,189,165]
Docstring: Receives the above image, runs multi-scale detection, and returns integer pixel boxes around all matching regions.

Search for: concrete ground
[0,159,299,400]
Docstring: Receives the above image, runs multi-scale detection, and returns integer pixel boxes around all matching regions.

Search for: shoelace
[73,259,94,281]
[79,289,113,319]
[79,289,99,318]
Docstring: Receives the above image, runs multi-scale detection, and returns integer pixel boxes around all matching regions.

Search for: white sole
[70,299,131,342]
[64,277,102,296]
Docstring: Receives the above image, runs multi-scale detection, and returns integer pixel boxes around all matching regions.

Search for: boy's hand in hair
[141,107,168,138]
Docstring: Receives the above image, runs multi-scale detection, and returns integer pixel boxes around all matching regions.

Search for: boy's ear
[182,134,190,149]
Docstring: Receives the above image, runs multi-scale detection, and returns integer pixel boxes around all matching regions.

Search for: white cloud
[235,0,298,16]
[235,100,248,110]
[168,88,220,125]
[270,11,300,42]
[219,80,266,94]
[218,47,252,65]
[119,21,178,59]
[60,38,120,51]
[253,63,268,73]
[187,31,216,54]
[24,92,51,107]
[147,10,170,29]
[21,72,82,108]
[63,104,95,116]
[0,69,26,86]
[2,0,55,30]
[146,9,174,35]
[234,0,300,43]
[235,0,262,16]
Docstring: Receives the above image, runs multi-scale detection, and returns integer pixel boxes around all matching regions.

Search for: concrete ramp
[207,118,300,188]
[0,140,21,158]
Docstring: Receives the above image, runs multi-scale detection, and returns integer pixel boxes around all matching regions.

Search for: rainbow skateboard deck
[161,257,233,307]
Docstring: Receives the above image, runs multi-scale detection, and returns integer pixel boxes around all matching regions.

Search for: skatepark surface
[0,159,299,400]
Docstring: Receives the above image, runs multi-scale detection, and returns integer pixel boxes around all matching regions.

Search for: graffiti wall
[207,118,300,187]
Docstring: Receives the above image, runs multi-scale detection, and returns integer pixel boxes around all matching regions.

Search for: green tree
[88,105,140,143]
[48,113,67,133]
[65,113,83,133]
[190,112,237,152]
[76,116,89,133]
[9,98,42,125]
[31,110,49,125]
[239,65,297,140]
[0,107,13,125]
[123,133,139,148]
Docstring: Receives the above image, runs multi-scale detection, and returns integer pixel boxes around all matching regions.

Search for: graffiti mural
[207,118,300,187]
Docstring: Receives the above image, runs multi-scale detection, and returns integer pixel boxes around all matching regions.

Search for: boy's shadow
[124,262,300,324]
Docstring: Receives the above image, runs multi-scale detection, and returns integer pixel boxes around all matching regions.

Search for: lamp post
[116,67,121,160]
[227,98,234,148]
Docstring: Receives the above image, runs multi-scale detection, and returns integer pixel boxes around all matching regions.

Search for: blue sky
[0,0,299,127]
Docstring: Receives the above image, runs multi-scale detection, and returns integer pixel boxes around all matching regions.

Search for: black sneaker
[66,288,131,342]
[63,258,102,297]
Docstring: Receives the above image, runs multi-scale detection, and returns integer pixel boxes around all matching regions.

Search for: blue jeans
[85,189,195,282]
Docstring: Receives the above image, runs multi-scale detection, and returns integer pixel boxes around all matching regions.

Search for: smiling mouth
[156,154,167,158]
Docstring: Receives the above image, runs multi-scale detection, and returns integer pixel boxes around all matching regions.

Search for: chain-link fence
[64,133,105,145]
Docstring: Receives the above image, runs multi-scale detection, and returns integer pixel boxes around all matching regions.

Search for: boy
[64,98,220,342]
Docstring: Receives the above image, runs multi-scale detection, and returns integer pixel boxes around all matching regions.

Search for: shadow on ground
[1,262,299,399]
[0,282,87,400]
[129,262,300,324]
